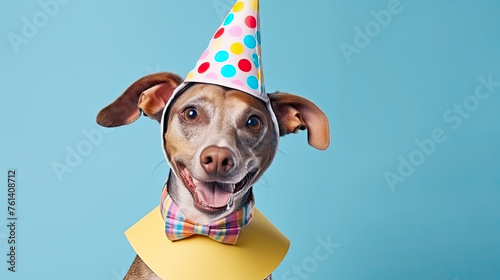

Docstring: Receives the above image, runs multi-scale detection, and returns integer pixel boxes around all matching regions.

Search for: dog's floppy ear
[96,72,183,127]
[269,92,330,150]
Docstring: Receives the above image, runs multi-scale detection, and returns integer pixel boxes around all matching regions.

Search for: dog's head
[97,72,330,224]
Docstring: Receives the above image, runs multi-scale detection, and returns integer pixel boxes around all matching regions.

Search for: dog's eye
[183,107,199,121]
[246,116,262,131]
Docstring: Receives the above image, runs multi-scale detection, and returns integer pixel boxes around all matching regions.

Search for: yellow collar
[125,206,290,280]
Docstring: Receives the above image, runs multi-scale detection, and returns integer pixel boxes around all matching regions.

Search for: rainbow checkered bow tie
[160,187,253,245]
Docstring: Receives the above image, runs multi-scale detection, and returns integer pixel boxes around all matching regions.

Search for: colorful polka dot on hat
[162,0,280,166]
[182,0,266,101]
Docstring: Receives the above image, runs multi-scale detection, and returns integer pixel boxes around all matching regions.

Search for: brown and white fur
[97,72,330,280]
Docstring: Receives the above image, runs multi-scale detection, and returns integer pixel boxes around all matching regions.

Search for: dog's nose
[200,146,235,175]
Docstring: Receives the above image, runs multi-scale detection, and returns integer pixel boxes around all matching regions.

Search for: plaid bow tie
[159,185,253,245]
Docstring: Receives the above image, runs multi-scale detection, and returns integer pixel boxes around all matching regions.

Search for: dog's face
[97,72,330,225]
[163,84,277,222]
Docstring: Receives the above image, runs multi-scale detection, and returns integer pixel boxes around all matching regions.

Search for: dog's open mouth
[178,164,257,213]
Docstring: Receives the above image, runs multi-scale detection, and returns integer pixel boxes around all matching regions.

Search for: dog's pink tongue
[193,179,233,208]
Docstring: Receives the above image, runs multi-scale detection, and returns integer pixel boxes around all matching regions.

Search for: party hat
[161,0,279,165]
[174,0,266,101]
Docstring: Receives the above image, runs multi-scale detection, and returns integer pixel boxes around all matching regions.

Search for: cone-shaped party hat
[174,0,266,100]
[161,0,279,169]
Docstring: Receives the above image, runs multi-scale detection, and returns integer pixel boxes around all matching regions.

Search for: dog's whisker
[276,149,293,162]
[148,159,167,183]
[256,174,273,189]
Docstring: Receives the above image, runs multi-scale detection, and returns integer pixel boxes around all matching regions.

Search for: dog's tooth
[227,195,234,210]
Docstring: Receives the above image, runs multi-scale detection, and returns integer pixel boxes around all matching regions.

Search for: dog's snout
[200,146,235,175]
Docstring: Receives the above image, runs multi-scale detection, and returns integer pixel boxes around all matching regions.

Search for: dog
[96,72,330,280]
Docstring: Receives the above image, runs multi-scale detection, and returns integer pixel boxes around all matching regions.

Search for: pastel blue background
[1,0,499,279]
